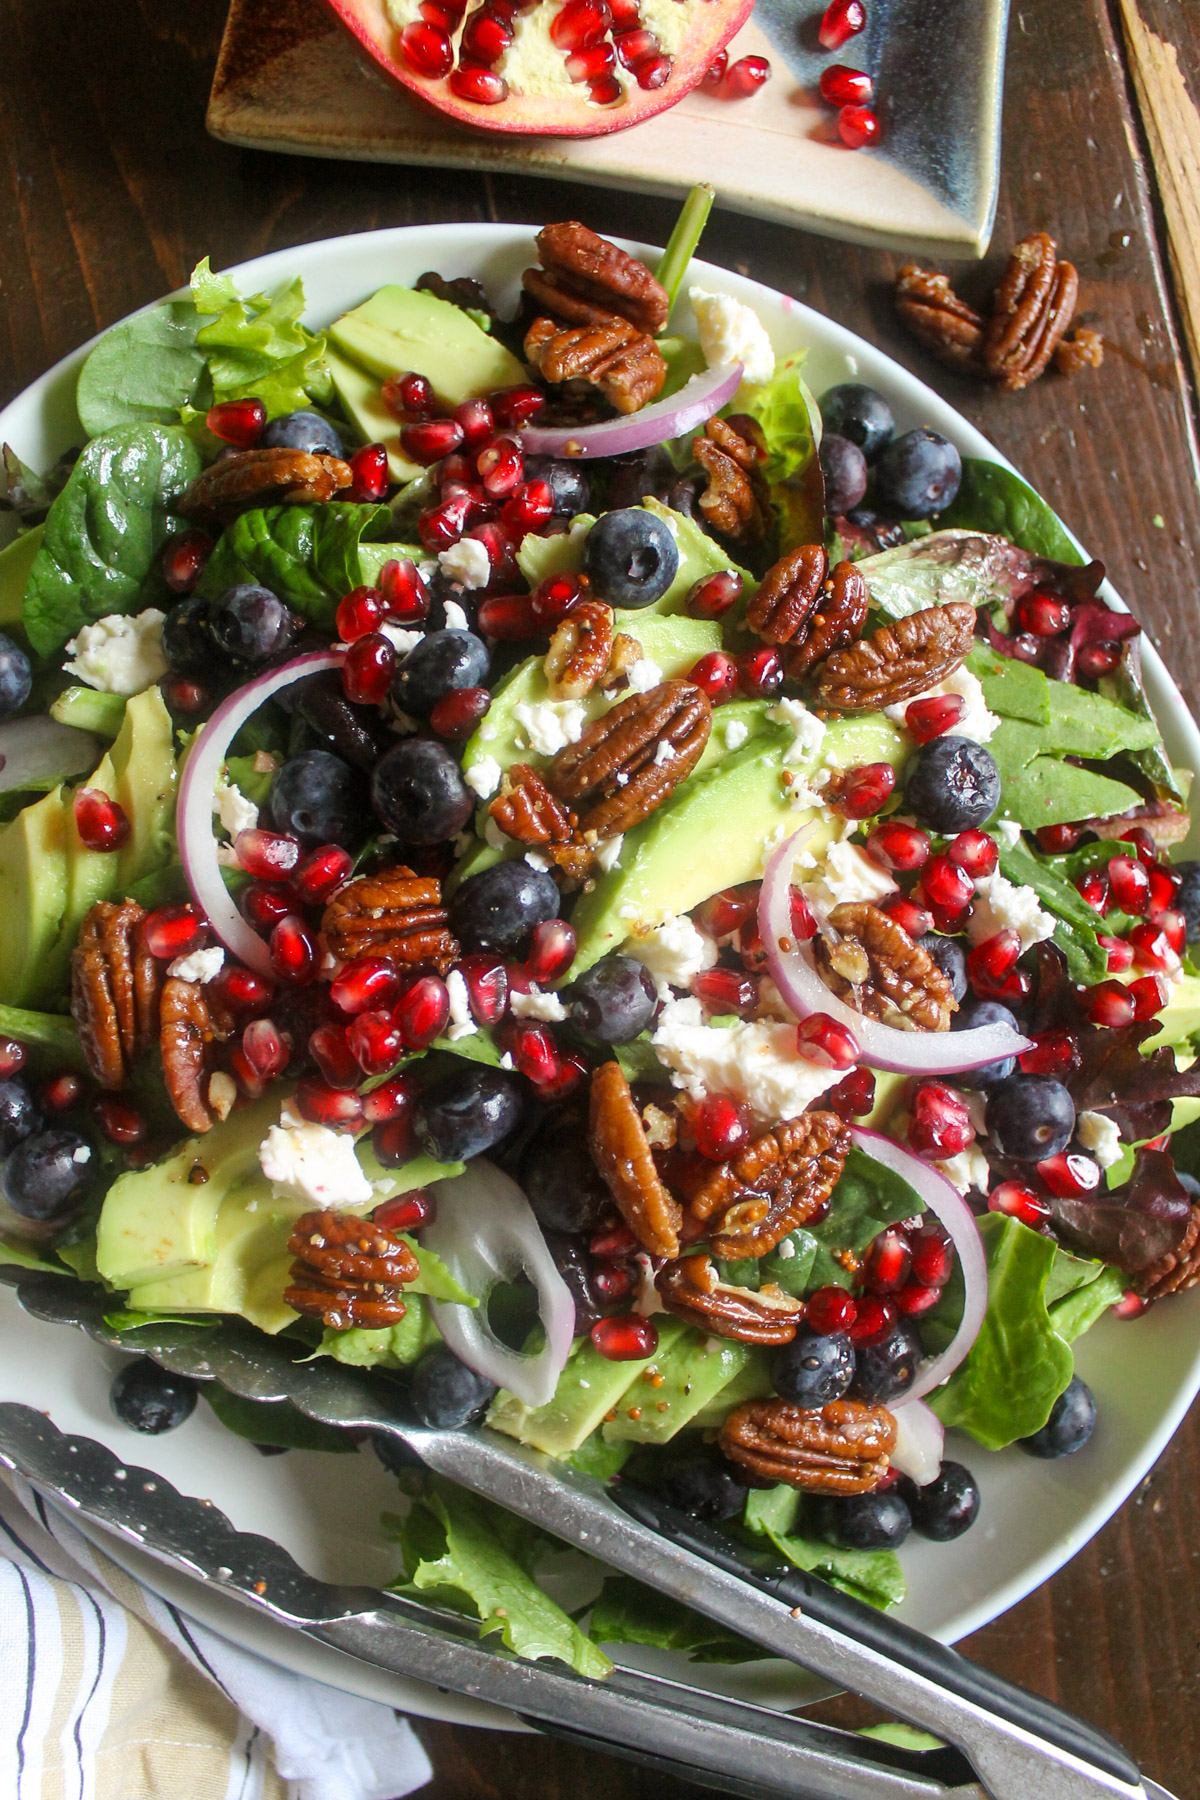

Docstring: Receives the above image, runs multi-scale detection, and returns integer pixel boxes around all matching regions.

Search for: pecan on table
[589,1060,682,1258]
[71,899,160,1089]
[525,222,670,336]
[815,601,976,712]
[544,600,615,700]
[1136,1203,1200,1302]
[656,1253,804,1344]
[720,1397,896,1494]
[322,867,458,975]
[815,902,955,1032]
[178,447,353,526]
[894,264,987,373]
[984,232,1079,393]
[161,976,235,1134]
[1054,325,1105,376]
[690,1113,852,1260]
[525,315,666,416]
[693,414,771,548]
[547,679,711,840]
[283,1208,420,1331]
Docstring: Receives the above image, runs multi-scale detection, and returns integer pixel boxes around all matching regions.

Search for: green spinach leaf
[589,1575,770,1662]
[805,1146,925,1291]
[205,1384,360,1453]
[999,756,1142,833]
[1048,1266,1125,1341]
[996,838,1109,982]
[743,1485,905,1609]
[197,502,390,625]
[967,643,1051,724]
[76,301,211,438]
[940,458,1083,564]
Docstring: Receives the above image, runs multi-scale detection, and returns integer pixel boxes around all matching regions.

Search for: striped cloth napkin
[0,1471,433,1800]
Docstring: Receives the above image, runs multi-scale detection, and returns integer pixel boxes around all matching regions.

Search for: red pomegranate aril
[724,53,770,95]
[989,1181,1050,1228]
[1075,868,1109,914]
[539,1050,589,1102]
[235,829,300,881]
[309,1023,361,1088]
[461,8,512,61]
[695,882,758,938]
[395,975,451,1050]
[849,1295,896,1346]
[551,0,612,46]
[633,51,672,88]
[866,820,929,872]
[1121,826,1160,866]
[291,845,352,907]
[1107,854,1150,916]
[1038,1152,1102,1199]
[614,26,656,65]
[490,385,547,431]
[162,528,214,594]
[419,495,471,553]
[217,966,274,1014]
[593,1260,634,1303]
[430,686,491,740]
[526,919,577,983]
[1019,1028,1081,1077]
[207,398,266,447]
[295,1076,363,1130]
[837,103,880,147]
[379,558,431,625]
[1128,919,1177,973]
[531,572,586,625]
[506,1020,561,1085]
[382,370,436,419]
[40,1072,83,1114]
[790,890,819,942]
[688,651,738,703]
[908,1083,973,1158]
[242,883,294,930]
[348,443,389,503]
[400,18,454,73]
[232,1041,269,1098]
[904,693,965,744]
[459,953,509,1025]
[241,1017,290,1081]
[737,646,783,699]
[833,761,895,819]
[269,916,317,985]
[161,675,210,717]
[1077,641,1120,679]
[823,1065,877,1121]
[703,48,728,88]
[476,594,539,640]
[143,905,204,959]
[1081,979,1136,1027]
[1098,933,1134,972]
[1151,906,1186,954]
[819,62,873,105]
[0,1038,26,1078]
[1114,1290,1149,1320]
[373,1114,417,1166]
[592,1315,658,1360]
[336,586,384,642]
[879,895,933,939]
[477,436,524,497]
[1148,864,1178,913]
[691,966,759,1018]
[374,1188,436,1233]
[895,1280,942,1317]
[73,788,130,853]
[501,479,555,537]
[471,520,520,583]
[344,634,396,707]
[362,1072,419,1124]
[1128,972,1170,1021]
[1017,591,1071,636]
[591,1221,638,1259]
[919,854,974,915]
[687,570,743,620]
[968,929,1021,990]
[819,0,865,48]
[402,418,464,464]
[863,1229,912,1296]
[806,1285,858,1334]
[948,829,998,878]
[331,959,402,1017]
[92,1094,147,1145]
[696,1094,750,1160]
[909,1226,952,1289]
[452,396,496,448]
[348,1008,404,1076]
[1036,825,1082,855]
[796,1012,860,1070]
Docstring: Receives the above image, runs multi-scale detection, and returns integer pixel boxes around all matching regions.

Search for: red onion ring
[850,1127,988,1405]
[759,826,1032,1075]
[176,648,344,978]
[889,1397,945,1485]
[518,362,743,461]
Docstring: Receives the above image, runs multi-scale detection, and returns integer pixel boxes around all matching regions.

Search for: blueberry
[410,1346,497,1429]
[1172,861,1200,942]
[391,630,489,719]
[3,1129,93,1222]
[544,1230,604,1330]
[815,1488,912,1551]
[985,1074,1075,1161]
[657,1445,750,1522]
[0,1078,41,1154]
[522,1110,611,1234]
[602,448,677,513]
[875,428,962,518]
[0,632,32,718]
[268,749,370,849]
[293,673,390,772]
[819,383,896,462]
[1018,1375,1096,1458]
[919,934,968,1003]
[897,1460,980,1541]
[163,596,217,677]
[771,1328,855,1407]
[583,508,679,609]
[260,409,345,457]
[371,738,474,844]
[371,1431,426,1474]
[414,1066,525,1163]
[111,1357,197,1434]
[819,433,869,516]
[449,859,560,955]
[904,735,1001,833]
[207,584,298,665]
[563,953,658,1045]
[953,999,1019,1088]
[851,1319,921,1404]
[524,455,591,518]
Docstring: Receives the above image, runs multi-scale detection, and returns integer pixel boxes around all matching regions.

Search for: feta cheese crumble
[651,996,842,1119]
[167,945,225,984]
[652,740,677,766]
[688,287,776,386]
[626,657,663,694]
[967,870,1056,950]
[438,540,491,591]
[937,1145,991,1196]
[994,818,1023,848]
[724,718,749,750]
[626,913,717,994]
[213,773,258,841]
[767,698,827,768]
[510,987,568,1021]
[593,834,624,872]
[801,839,897,913]
[513,699,587,756]
[445,967,478,1040]
[885,666,998,745]
[1077,1110,1123,1169]
[380,622,425,655]
[259,1121,373,1209]
[465,755,503,799]
[64,609,168,696]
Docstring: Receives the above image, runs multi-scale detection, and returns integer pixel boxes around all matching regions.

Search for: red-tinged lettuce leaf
[1069,1022,1200,1142]
[1050,1147,1191,1272]
[855,528,1102,624]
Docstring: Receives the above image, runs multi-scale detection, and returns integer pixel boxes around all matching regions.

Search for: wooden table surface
[3,0,1200,1791]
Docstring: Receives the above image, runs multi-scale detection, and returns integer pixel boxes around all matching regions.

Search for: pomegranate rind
[323,0,756,138]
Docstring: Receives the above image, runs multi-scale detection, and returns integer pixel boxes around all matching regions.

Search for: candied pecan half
[490,763,578,847]
[1136,1203,1200,1302]
[815,902,955,1032]
[529,222,670,335]
[787,561,869,680]
[589,1060,681,1258]
[895,264,987,373]
[547,679,711,839]
[178,448,353,526]
[694,414,771,547]
[322,867,457,975]
[1055,326,1104,376]
[161,977,234,1134]
[985,233,1079,393]
[690,1113,852,1260]
[71,899,160,1089]
[656,1253,804,1344]
[815,602,976,711]
[747,545,827,645]
[525,316,666,416]
[544,600,615,700]
[721,1397,896,1494]
[283,1207,420,1330]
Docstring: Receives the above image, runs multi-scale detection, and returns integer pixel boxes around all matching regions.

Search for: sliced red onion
[518,362,743,461]
[422,1160,575,1409]
[888,1397,944,1486]
[0,715,101,793]
[759,827,1032,1075]
[850,1128,988,1405]
[176,649,344,978]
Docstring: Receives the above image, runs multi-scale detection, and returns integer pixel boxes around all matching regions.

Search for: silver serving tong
[0,1267,1178,1800]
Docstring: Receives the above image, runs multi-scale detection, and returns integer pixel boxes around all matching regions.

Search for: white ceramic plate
[2,223,1199,1726]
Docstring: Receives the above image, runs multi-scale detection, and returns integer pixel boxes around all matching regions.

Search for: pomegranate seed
[737,646,783,699]
[1148,864,1178,912]
[1108,854,1150,915]
[235,830,300,881]
[40,1072,83,1113]
[695,883,759,938]
[687,570,743,619]
[470,520,521,585]
[823,1065,876,1120]
[430,686,491,739]
[461,6,511,59]
[505,1020,561,1085]
[1129,972,1169,1020]
[1128,919,1177,973]
[1098,933,1135,972]
[879,895,933,939]
[1151,906,1186,954]
[382,371,436,419]
[819,0,865,48]
[92,1094,147,1145]
[691,966,759,1017]
[904,693,965,743]
[73,787,130,853]
[1081,979,1136,1027]
[216,966,274,1014]
[593,1260,633,1303]
[477,436,524,497]
[207,398,266,447]
[696,1094,750,1160]
[949,829,998,878]
[373,1114,417,1166]
[348,1008,404,1076]
[291,845,353,906]
[374,1188,436,1233]
[1019,1028,1081,1077]
[1036,823,1083,854]
[866,821,929,872]
[796,1012,860,1070]
[295,1076,363,1129]
[490,386,548,431]
[819,62,873,105]
[362,1071,419,1124]
[591,1315,658,1360]
[614,26,655,64]
[241,884,293,930]
[1038,1152,1102,1199]
[688,651,738,703]
[160,676,210,718]
[1114,1290,1149,1320]
[241,1017,290,1080]
[331,958,402,1016]
[336,586,384,642]
[791,892,819,941]
[143,905,204,959]
[989,1182,1051,1228]
[270,916,317,984]
[703,48,728,89]
[724,53,770,95]
[908,1083,973,1158]
[402,418,464,464]
[1077,641,1120,679]
[833,761,895,819]
[837,103,880,147]
[551,0,612,45]
[501,478,555,537]
[591,1221,638,1259]
[531,573,586,625]
[919,854,974,915]
[0,1038,26,1078]
[161,529,214,594]
[379,558,431,624]
[1121,826,1160,866]
[968,929,1021,994]
[450,399,495,452]
[849,1296,896,1345]
[526,919,577,983]
[348,442,389,502]
[896,1281,942,1317]
[459,954,509,1025]
[540,1050,589,1101]
[309,1023,360,1088]
[476,594,539,640]
[909,1226,952,1288]
[343,634,396,707]
[418,494,471,551]
[863,1229,912,1295]
[633,51,672,88]
[395,975,451,1049]
[739,918,768,968]
[400,18,454,73]
[1016,591,1071,636]
[806,1286,857,1334]
[1075,868,1109,914]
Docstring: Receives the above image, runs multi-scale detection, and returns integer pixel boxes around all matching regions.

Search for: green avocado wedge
[329,286,525,410]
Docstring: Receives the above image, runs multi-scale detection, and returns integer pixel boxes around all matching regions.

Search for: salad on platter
[1,191,1199,1676]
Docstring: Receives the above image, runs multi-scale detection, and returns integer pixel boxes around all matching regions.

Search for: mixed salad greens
[1,191,1199,1678]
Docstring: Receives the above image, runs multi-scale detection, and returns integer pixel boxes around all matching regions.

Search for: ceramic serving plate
[2,222,1199,1728]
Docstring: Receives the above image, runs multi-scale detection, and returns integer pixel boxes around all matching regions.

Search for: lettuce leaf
[312,1298,442,1368]
[742,1485,905,1609]
[939,458,1083,564]
[995,837,1108,983]
[196,501,390,625]
[76,301,211,439]
[804,1146,925,1292]
[204,1384,361,1453]
[589,1576,770,1662]
[740,351,822,548]
[190,257,333,416]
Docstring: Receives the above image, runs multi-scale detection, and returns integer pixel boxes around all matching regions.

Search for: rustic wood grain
[1,1,1200,1793]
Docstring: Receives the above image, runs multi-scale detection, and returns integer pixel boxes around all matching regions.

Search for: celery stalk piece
[654,185,715,316]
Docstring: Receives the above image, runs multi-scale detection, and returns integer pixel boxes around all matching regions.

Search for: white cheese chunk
[688,287,776,386]
[64,608,168,696]
[626,657,663,694]
[259,1121,373,1209]
[438,540,491,592]
[213,773,258,842]
[594,834,624,872]
[651,997,842,1119]
[724,718,749,750]
[167,945,225,984]
[1077,1110,1123,1169]
[936,1145,991,1195]
[510,987,568,1021]
[465,755,502,799]
[767,697,827,767]
[626,913,717,994]
[445,967,478,1040]
[802,839,897,914]
[513,699,587,756]
[967,870,1056,950]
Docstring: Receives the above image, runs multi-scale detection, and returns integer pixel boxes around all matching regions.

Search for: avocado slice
[689,1350,774,1426]
[0,526,41,631]
[49,686,126,741]
[329,286,526,412]
[0,786,69,1008]
[488,1317,687,1454]
[516,498,755,620]
[327,345,424,486]
[602,1332,753,1444]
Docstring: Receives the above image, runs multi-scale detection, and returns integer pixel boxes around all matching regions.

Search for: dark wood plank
[1,1,1200,1793]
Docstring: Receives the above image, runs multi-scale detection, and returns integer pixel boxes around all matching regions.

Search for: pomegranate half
[324,0,755,136]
